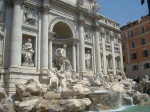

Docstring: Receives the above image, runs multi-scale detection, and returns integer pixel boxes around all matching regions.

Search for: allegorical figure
[85,50,91,69]
[55,48,73,72]
[22,38,34,66]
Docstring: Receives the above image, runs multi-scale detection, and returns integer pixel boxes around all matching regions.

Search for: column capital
[73,42,77,46]
[6,0,25,7]
[93,25,100,31]
[110,31,114,41]
[117,34,122,42]
[6,0,13,7]
[100,28,106,36]
[49,37,54,41]
[78,18,85,26]
[39,4,50,14]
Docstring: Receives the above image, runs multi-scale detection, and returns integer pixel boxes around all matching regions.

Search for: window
[142,49,149,57]
[123,56,125,62]
[124,67,127,72]
[106,34,110,42]
[122,45,125,51]
[141,26,145,34]
[131,42,135,48]
[144,63,150,69]
[132,65,139,71]
[131,30,134,37]
[141,38,146,45]
[132,52,137,60]
[108,58,111,67]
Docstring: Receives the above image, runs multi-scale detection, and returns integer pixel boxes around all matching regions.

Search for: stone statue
[93,3,99,14]
[22,38,34,66]
[15,79,43,101]
[24,7,36,25]
[55,48,73,72]
[78,0,84,7]
[47,69,59,90]
[0,80,15,112]
[85,50,91,70]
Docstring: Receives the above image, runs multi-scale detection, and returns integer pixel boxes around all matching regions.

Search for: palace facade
[0,0,123,95]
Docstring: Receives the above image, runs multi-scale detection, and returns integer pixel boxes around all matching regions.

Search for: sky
[98,0,148,27]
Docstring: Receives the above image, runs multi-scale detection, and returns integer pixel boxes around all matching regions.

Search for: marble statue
[15,79,43,101]
[78,0,84,7]
[22,38,34,66]
[55,48,73,72]
[93,3,99,13]
[85,50,91,70]
[47,68,59,90]
[0,80,15,112]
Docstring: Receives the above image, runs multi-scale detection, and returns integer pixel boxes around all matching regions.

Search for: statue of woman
[22,38,34,66]
[85,50,91,69]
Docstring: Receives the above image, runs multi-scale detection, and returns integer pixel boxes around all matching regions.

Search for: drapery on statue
[22,38,34,66]
[85,50,91,70]
[55,48,73,72]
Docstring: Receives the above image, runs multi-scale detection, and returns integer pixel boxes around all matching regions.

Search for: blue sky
[98,0,148,27]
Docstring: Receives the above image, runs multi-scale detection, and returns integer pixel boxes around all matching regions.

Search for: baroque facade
[0,0,123,95]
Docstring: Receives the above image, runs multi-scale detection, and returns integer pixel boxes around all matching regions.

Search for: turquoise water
[106,105,150,112]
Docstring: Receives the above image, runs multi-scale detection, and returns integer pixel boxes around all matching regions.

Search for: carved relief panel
[23,6,37,26]
[84,27,92,41]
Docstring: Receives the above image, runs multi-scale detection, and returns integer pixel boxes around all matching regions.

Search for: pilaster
[110,31,116,75]
[78,14,85,73]
[118,34,124,72]
[101,28,107,74]
[93,22,101,73]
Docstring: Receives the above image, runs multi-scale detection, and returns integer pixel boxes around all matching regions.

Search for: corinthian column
[110,31,116,75]
[94,25,101,73]
[40,4,50,70]
[49,36,54,69]
[101,28,107,74]
[118,34,124,72]
[78,17,85,73]
[10,0,24,68]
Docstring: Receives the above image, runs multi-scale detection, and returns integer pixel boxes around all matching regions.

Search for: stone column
[10,0,23,68]
[110,31,116,75]
[40,5,49,70]
[49,37,54,69]
[72,42,77,71]
[94,25,101,73]
[4,1,13,68]
[78,17,85,73]
[101,28,107,74]
[118,34,124,72]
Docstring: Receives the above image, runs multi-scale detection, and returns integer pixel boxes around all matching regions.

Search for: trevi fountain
[0,0,149,112]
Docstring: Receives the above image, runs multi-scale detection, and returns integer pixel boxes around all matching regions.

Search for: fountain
[0,48,149,112]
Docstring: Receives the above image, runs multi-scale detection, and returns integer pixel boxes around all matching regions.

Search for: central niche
[53,22,73,39]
